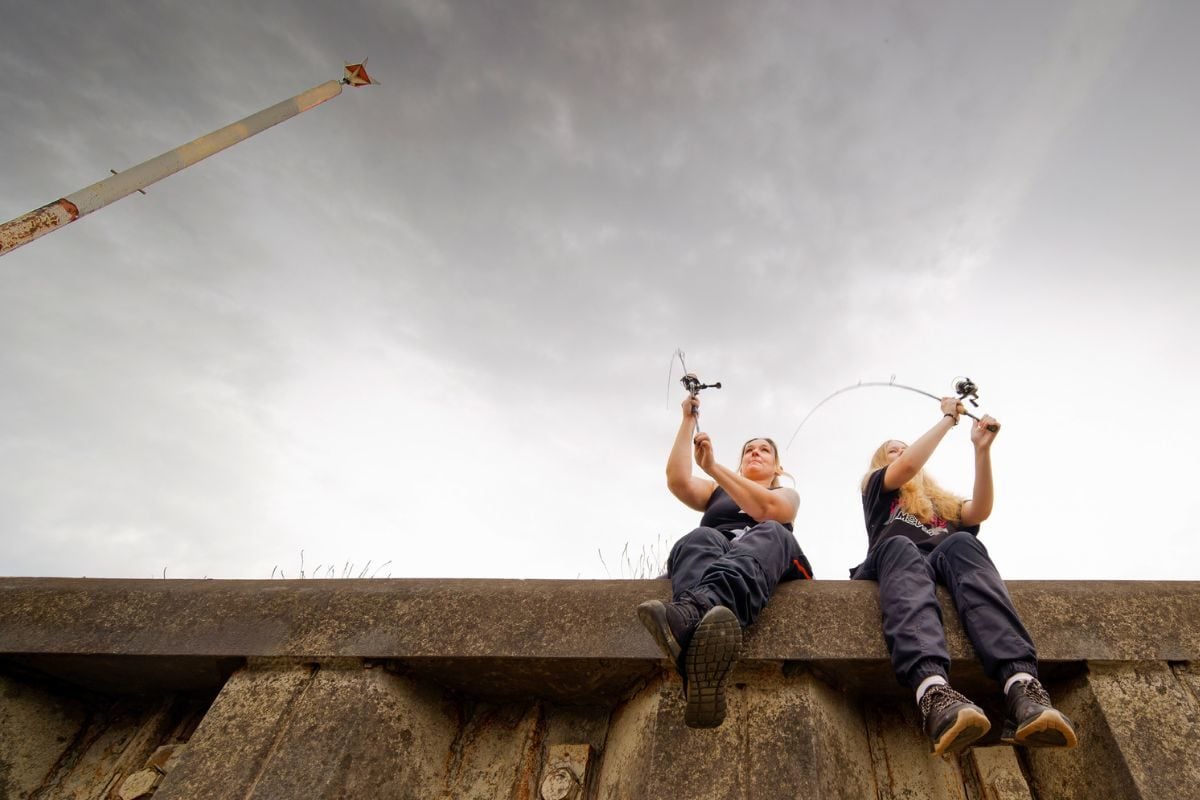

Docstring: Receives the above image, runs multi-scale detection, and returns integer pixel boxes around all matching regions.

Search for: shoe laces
[919,684,971,720]
[1015,678,1052,707]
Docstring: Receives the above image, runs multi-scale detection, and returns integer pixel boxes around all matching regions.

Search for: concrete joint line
[1084,663,1150,792]
[240,663,319,800]
[1171,662,1200,713]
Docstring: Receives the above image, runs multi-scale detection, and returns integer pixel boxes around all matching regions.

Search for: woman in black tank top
[636,391,813,729]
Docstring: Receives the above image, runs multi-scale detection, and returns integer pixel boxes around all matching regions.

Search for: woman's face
[884,440,907,464]
[741,439,780,480]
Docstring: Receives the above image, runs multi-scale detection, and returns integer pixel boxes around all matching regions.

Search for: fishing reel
[668,351,722,434]
[681,373,721,434]
[954,377,980,407]
[953,376,999,432]
[680,372,722,399]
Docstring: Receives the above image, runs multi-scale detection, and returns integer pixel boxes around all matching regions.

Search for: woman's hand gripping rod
[953,377,999,432]
[681,372,721,435]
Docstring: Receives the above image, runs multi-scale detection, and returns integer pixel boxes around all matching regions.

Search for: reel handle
[681,374,722,406]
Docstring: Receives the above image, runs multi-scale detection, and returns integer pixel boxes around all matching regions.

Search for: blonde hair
[862,440,963,525]
[741,437,788,489]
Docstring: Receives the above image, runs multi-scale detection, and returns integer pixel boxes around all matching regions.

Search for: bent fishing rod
[785,375,999,450]
[665,350,998,450]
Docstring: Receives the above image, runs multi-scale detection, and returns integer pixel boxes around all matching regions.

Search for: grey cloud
[2,1,1196,579]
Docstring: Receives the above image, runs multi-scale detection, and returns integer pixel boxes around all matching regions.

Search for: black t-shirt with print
[700,486,794,537]
[861,467,979,555]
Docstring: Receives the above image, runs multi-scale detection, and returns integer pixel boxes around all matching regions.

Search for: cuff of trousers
[996,660,1040,685]
[677,589,716,617]
[907,660,951,690]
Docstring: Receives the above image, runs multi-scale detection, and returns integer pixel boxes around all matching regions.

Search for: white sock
[915,675,948,703]
[1004,672,1035,694]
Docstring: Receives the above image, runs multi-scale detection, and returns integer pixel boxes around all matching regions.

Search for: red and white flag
[343,60,380,87]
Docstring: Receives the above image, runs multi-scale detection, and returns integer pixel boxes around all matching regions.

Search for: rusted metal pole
[1,68,369,258]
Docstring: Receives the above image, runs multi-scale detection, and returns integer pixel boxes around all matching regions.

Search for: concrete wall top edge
[1,578,1196,665]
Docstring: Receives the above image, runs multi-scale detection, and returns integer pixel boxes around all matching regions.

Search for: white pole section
[1,78,348,258]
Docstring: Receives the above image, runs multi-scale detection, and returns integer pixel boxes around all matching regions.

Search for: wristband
[944,413,958,426]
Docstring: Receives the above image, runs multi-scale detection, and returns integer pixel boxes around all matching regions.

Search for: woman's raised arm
[666,395,717,511]
[882,397,963,490]
[960,415,1000,526]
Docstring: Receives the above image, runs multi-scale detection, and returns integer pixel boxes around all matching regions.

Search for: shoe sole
[1002,709,1078,748]
[684,606,742,729]
[636,601,682,665]
[932,707,991,757]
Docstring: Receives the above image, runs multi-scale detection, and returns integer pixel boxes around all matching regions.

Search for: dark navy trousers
[668,522,812,630]
[853,531,1038,688]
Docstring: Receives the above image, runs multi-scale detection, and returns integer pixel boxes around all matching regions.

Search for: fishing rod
[785,375,999,450]
[667,349,721,434]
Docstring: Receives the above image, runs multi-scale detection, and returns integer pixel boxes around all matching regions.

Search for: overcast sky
[1,0,1196,582]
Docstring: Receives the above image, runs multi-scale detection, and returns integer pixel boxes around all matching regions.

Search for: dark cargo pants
[668,522,813,630]
[852,531,1038,688]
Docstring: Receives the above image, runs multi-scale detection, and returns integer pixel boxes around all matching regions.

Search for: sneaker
[636,600,699,676]
[683,605,742,729]
[919,684,991,756]
[1000,678,1078,748]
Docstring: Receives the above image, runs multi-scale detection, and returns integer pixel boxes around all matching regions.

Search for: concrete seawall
[1,578,1197,798]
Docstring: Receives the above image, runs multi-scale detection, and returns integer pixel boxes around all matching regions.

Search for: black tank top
[698,486,794,536]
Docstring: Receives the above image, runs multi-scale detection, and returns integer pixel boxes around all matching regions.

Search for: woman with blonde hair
[854,398,1077,756]
[638,393,813,729]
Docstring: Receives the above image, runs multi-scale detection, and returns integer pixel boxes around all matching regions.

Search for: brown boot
[1000,678,1078,748]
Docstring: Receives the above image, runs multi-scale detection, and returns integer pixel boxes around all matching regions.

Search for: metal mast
[0,61,378,258]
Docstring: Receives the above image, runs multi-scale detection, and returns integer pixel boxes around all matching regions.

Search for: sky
[1,0,1197,582]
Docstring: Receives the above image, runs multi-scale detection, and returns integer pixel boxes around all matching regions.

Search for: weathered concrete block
[592,674,663,800]
[1025,663,1200,799]
[595,667,1040,800]
[257,666,466,799]
[153,663,317,799]
[1085,662,1200,797]
[864,703,969,800]
[156,661,462,800]
[12,693,178,800]
[595,665,877,799]
[541,705,609,756]
[439,702,544,800]
[153,659,611,800]
[966,747,1032,800]
[0,674,86,800]
[1022,671,1135,799]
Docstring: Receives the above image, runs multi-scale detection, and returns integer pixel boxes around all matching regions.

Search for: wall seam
[240,663,319,800]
